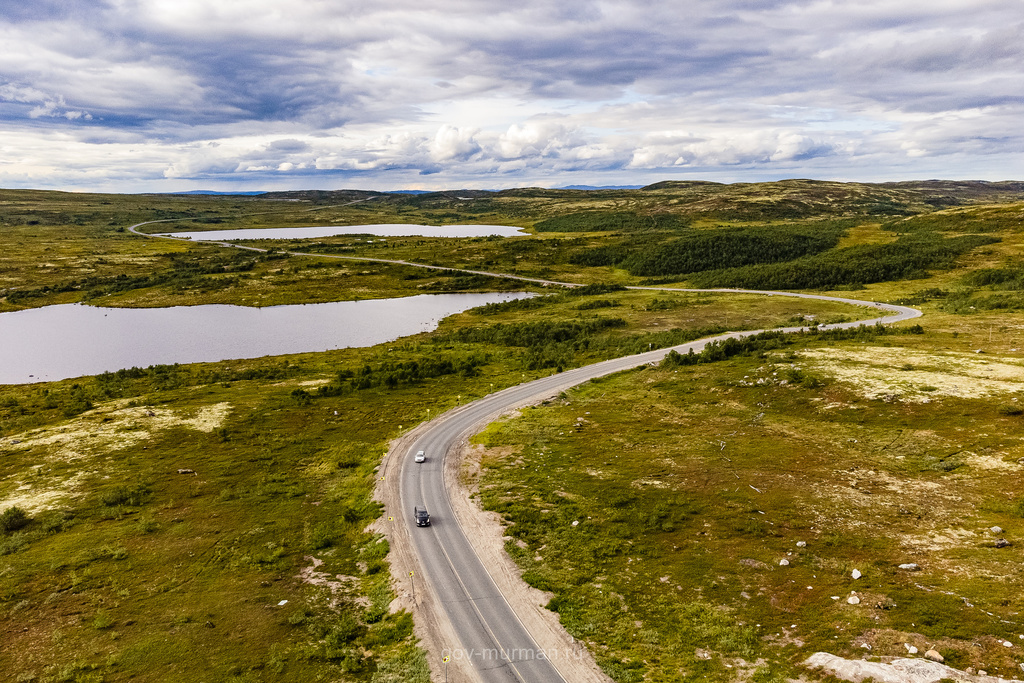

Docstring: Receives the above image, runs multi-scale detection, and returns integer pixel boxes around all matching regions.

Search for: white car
[414,450,426,463]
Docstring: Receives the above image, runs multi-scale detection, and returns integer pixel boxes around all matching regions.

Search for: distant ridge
[555,184,646,190]
[168,190,268,196]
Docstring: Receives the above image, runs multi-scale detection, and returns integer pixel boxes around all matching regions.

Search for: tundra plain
[2,180,1024,682]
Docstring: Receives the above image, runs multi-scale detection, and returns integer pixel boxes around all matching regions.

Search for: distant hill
[167,190,268,196]
[225,179,1024,222]
[555,184,646,190]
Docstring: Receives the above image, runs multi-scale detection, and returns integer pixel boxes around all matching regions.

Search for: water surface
[161,224,527,241]
[0,292,529,384]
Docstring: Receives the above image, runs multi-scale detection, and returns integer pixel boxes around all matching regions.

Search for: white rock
[847,596,860,605]
[571,520,579,527]
[1002,640,1013,648]
[806,652,1021,683]
[991,526,1004,534]
[904,643,918,654]
[898,563,920,571]
[779,559,790,566]
[851,569,862,579]
[796,541,807,547]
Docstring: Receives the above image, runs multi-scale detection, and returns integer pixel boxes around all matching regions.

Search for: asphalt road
[398,298,921,683]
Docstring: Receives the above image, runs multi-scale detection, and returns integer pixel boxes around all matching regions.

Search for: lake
[160,224,528,241]
[0,292,530,385]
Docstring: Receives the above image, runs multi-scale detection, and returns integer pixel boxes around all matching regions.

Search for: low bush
[1,506,30,533]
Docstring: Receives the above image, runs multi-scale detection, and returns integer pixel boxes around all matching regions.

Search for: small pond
[160,224,528,241]
[0,292,530,384]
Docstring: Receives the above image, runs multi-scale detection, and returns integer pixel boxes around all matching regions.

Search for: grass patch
[474,330,1024,680]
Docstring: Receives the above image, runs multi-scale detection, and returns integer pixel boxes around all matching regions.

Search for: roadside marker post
[443,655,450,682]
[409,570,415,602]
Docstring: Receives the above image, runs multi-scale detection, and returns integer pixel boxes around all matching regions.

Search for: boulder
[805,651,1022,683]
[924,650,943,663]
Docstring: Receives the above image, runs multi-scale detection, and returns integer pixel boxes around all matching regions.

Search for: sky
[1,0,1022,193]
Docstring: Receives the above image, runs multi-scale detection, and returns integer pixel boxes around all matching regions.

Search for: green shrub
[1,506,30,533]
[306,521,334,550]
[101,484,149,507]
[93,611,114,630]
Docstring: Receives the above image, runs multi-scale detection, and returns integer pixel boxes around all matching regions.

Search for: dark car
[414,506,430,527]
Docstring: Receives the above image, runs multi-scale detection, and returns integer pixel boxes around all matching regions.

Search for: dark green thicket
[448,317,627,347]
[688,234,999,290]
[568,222,848,276]
[420,273,525,292]
[315,355,487,396]
[0,506,30,534]
[621,225,845,277]
[566,283,628,296]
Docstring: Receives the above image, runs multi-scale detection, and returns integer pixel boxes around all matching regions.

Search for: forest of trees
[687,233,999,290]
[569,222,848,276]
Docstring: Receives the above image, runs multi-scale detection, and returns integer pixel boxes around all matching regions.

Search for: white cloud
[429,125,481,163]
[0,0,1022,190]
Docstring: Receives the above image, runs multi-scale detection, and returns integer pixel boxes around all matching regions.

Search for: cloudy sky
[1,0,1022,192]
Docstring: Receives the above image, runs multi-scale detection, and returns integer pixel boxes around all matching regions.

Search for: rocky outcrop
[805,652,1022,683]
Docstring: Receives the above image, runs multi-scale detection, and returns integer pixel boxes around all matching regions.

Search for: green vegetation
[534,211,690,232]
[571,222,848,276]
[0,281,856,681]
[4,180,1024,681]
[0,348,433,681]
[473,325,1024,680]
[687,234,1000,290]
[6,180,1023,312]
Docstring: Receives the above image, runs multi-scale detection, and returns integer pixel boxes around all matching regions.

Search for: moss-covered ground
[472,321,1024,681]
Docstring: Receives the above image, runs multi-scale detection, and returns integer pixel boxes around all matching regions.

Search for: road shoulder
[445,422,613,683]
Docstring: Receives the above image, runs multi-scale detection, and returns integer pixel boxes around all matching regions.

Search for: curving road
[396,300,921,683]
[126,218,922,681]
